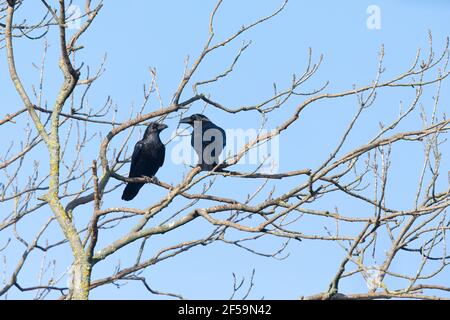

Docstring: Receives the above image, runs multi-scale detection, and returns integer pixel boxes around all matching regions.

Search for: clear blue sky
[1,1,449,299]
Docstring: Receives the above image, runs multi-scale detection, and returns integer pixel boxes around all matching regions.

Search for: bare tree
[1,0,449,300]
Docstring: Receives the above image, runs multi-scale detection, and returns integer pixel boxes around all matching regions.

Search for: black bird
[179,114,226,171]
[121,122,168,201]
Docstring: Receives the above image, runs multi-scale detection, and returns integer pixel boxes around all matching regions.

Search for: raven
[121,122,168,201]
[179,114,226,171]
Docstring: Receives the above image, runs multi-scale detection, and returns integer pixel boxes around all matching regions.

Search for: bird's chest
[133,143,163,171]
[141,142,164,160]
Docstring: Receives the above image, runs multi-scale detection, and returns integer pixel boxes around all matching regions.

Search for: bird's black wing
[129,141,145,178]
[155,146,165,170]
[218,126,226,148]
[208,124,226,150]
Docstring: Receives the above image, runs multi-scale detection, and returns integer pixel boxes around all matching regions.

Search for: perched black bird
[179,114,226,171]
[121,122,167,201]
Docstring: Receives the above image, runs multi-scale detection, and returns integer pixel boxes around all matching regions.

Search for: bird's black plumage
[179,114,226,171]
[121,122,167,201]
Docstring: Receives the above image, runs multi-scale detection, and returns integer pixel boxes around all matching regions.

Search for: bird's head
[179,114,211,126]
[143,122,168,138]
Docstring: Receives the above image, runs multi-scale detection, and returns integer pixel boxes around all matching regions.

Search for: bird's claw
[143,176,159,184]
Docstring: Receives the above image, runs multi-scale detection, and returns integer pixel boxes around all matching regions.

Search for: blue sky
[1,1,449,299]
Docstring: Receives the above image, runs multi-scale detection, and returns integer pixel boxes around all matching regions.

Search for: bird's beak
[179,117,192,125]
[157,123,168,131]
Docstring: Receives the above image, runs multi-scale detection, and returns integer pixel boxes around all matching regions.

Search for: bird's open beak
[179,117,192,125]
[158,123,168,131]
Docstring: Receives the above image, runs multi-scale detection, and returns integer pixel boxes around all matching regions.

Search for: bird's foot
[143,176,160,184]
[197,163,224,172]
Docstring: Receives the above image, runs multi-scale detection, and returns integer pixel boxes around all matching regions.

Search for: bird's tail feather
[121,183,144,201]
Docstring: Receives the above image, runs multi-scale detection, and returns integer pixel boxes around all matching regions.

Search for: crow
[179,114,226,171]
[121,122,168,201]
